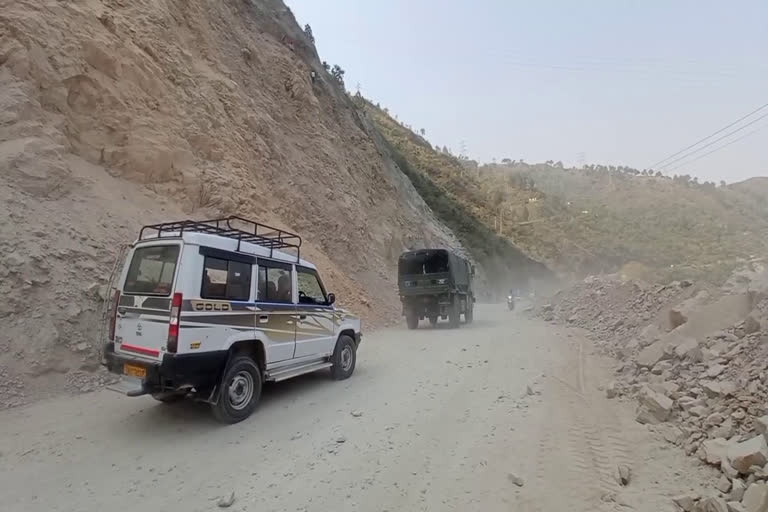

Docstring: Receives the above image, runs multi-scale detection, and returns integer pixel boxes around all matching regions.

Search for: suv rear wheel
[212,355,262,424]
[331,335,357,380]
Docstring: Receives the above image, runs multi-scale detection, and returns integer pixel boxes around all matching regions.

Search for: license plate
[123,363,146,379]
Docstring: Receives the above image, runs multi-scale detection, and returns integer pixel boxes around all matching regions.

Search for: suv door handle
[258,315,269,323]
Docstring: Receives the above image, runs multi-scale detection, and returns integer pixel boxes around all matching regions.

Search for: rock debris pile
[539,272,768,511]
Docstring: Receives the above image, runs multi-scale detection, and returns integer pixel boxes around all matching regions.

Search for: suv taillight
[167,292,182,353]
[109,290,120,340]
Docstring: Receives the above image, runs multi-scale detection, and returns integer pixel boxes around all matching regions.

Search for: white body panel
[113,232,361,369]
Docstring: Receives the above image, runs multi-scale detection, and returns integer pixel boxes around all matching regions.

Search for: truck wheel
[464,304,474,324]
[331,334,357,380]
[448,298,461,328]
[429,316,438,327]
[406,313,419,330]
[211,355,262,424]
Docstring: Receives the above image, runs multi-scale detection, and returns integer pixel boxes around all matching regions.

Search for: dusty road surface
[1,305,714,512]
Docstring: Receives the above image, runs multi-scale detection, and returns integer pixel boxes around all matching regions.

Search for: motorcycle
[507,294,515,311]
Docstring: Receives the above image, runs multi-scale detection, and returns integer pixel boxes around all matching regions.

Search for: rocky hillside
[0,0,466,407]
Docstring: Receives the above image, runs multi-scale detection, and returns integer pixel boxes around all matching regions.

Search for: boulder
[637,340,669,368]
[706,413,726,426]
[742,482,768,512]
[690,405,710,418]
[703,438,730,466]
[732,478,747,502]
[718,475,734,493]
[675,337,700,359]
[755,416,768,437]
[669,309,688,330]
[639,387,674,422]
[714,419,737,439]
[661,425,686,445]
[744,316,761,335]
[698,497,728,512]
[672,494,697,511]
[728,436,768,474]
[637,407,663,425]
[701,380,737,398]
[707,364,726,378]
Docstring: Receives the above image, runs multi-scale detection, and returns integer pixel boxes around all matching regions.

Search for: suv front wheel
[331,335,357,380]
[212,355,263,424]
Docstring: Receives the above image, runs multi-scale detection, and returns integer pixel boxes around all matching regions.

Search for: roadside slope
[0,0,462,406]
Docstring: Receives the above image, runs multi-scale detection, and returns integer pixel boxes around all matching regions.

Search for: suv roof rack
[139,216,302,261]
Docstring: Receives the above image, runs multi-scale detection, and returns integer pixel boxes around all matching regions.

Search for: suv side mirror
[327,292,336,305]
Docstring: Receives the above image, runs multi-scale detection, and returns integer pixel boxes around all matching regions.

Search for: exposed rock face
[0,0,466,407]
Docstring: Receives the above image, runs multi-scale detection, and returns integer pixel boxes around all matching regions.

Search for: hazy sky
[287,1,767,183]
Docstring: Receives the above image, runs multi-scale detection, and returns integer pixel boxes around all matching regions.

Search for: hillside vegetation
[363,99,768,283]
[489,162,768,282]
[358,98,552,292]
[363,98,594,277]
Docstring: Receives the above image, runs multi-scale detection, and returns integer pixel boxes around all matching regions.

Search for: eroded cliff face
[0,0,462,406]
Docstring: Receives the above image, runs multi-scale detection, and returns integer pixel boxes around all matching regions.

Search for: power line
[666,123,767,172]
[658,110,768,170]
[650,102,768,168]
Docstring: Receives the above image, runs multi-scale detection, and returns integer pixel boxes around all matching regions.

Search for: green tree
[304,24,315,44]
[331,64,345,86]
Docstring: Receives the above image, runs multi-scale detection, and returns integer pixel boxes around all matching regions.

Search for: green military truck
[398,249,475,329]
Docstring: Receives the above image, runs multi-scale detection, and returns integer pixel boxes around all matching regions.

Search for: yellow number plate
[123,363,147,379]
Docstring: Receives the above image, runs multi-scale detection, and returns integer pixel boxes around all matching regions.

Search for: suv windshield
[123,245,180,296]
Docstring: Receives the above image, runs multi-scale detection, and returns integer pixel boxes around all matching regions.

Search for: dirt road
[1,305,714,512]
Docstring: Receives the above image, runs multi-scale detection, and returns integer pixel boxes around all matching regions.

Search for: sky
[287,0,767,183]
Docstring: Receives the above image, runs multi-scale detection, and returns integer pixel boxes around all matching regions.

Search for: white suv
[103,216,362,423]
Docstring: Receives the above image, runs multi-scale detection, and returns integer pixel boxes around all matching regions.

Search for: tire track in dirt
[526,337,636,512]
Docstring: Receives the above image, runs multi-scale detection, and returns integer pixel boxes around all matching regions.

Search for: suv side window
[257,263,293,303]
[201,257,252,301]
[297,268,328,306]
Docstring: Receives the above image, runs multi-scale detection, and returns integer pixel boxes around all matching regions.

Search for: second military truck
[398,249,475,329]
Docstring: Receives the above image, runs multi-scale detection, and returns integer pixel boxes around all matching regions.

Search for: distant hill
[730,177,768,203]
[361,96,768,283]
[482,162,768,282]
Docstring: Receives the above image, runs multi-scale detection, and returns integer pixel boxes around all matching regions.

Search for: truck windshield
[123,245,180,296]
[400,251,449,275]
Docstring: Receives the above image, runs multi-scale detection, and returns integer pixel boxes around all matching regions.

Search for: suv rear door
[256,260,296,362]
[115,243,181,364]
